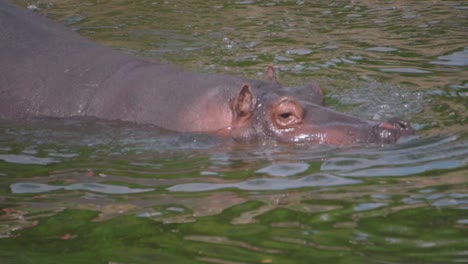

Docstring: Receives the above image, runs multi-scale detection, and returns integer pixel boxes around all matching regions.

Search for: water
[1,0,467,263]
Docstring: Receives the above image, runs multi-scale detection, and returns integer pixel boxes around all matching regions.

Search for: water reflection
[1,119,467,263]
[321,136,468,177]
[0,154,60,165]
[255,162,310,177]
[2,118,466,195]
[168,174,361,192]
[431,48,468,66]
[2,0,468,263]
[11,182,154,194]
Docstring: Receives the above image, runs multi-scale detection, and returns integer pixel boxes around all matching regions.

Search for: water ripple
[379,68,432,74]
[11,182,154,194]
[321,136,468,177]
[168,173,360,192]
[0,154,60,165]
[255,162,309,177]
[430,48,468,66]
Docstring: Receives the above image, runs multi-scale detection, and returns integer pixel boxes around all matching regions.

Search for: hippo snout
[373,118,414,143]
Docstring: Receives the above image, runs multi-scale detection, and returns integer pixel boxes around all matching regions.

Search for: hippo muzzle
[266,118,414,145]
[371,118,415,144]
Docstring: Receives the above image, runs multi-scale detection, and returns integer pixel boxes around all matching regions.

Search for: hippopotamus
[0,1,413,145]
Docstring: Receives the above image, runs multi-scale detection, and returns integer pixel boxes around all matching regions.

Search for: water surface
[1,0,467,263]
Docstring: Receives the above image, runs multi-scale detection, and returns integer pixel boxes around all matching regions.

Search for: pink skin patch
[378,122,396,130]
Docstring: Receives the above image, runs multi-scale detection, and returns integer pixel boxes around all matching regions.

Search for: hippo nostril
[374,119,414,143]
[396,121,408,130]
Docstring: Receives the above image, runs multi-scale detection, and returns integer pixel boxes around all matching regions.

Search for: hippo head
[228,67,414,145]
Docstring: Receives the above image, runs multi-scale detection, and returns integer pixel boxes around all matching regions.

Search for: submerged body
[0,1,413,144]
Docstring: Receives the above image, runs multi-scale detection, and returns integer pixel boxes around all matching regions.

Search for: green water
[1,0,467,263]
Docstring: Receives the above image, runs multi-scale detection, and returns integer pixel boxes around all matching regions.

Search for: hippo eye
[272,97,304,129]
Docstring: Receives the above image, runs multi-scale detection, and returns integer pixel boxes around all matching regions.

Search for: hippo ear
[309,82,325,105]
[230,84,256,121]
[264,65,279,83]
